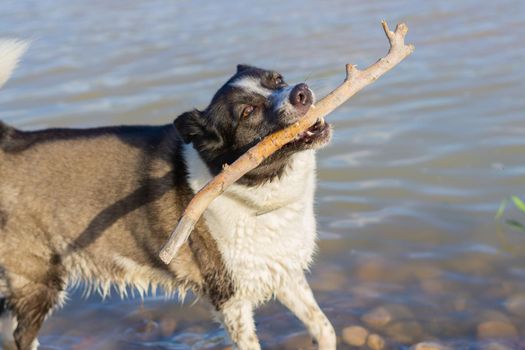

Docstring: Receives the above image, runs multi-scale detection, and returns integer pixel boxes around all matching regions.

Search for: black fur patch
[0,121,13,147]
[0,298,6,316]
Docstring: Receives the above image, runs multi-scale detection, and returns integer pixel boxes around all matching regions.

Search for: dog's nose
[290,83,313,108]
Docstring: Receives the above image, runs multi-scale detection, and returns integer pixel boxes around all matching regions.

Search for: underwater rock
[361,306,392,329]
[504,293,525,318]
[367,333,386,350]
[410,341,450,350]
[385,321,423,344]
[342,325,369,346]
[477,321,518,340]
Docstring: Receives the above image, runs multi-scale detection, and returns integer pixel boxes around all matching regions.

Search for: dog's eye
[241,105,255,118]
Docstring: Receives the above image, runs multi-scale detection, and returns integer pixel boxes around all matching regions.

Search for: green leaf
[511,196,525,213]
[506,219,525,232]
[496,199,508,219]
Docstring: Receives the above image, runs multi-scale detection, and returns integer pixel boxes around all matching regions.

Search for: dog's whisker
[303,72,313,84]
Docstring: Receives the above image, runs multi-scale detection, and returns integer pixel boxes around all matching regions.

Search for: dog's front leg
[277,274,336,350]
[218,297,261,350]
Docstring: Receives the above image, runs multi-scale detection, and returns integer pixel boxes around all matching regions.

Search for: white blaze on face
[230,76,316,117]
[230,77,272,98]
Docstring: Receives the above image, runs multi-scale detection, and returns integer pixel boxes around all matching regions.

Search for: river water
[1,0,525,349]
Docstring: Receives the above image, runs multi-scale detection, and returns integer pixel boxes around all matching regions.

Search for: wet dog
[0,42,335,350]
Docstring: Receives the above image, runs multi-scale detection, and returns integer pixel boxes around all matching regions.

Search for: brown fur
[0,122,234,349]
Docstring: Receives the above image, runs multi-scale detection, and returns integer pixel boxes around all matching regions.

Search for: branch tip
[395,23,409,37]
[381,21,394,41]
[345,64,358,80]
[381,20,389,32]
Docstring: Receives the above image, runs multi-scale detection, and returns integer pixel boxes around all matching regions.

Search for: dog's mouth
[289,117,331,149]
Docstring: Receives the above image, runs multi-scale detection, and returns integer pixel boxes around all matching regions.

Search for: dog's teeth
[306,131,313,136]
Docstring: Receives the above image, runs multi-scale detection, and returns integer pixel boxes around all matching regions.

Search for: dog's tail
[0,39,28,89]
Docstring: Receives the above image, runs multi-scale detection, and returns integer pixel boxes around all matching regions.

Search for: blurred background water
[1,0,525,349]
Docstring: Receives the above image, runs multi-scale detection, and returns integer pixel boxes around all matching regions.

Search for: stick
[159,21,414,264]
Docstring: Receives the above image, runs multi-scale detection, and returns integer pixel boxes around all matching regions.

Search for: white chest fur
[184,145,318,303]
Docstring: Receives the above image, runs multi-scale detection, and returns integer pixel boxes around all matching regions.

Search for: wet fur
[0,123,232,349]
[0,44,335,349]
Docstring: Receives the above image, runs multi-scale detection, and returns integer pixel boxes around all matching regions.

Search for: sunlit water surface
[1,0,525,349]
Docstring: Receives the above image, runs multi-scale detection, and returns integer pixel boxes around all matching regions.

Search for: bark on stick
[159,21,414,264]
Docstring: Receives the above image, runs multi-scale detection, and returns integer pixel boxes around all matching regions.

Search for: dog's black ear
[236,64,255,73]
[173,110,204,144]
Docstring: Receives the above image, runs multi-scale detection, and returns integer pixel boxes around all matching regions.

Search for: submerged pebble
[159,316,178,337]
[420,278,447,295]
[342,325,369,346]
[480,341,515,350]
[361,306,392,329]
[504,293,525,318]
[478,310,512,323]
[385,321,423,344]
[453,297,468,311]
[309,265,347,291]
[410,341,451,350]
[382,304,414,321]
[280,332,316,350]
[134,319,160,341]
[355,257,389,282]
[412,265,443,281]
[477,320,519,340]
[367,333,386,350]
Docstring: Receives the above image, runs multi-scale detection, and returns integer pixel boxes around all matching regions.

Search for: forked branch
[159,21,415,264]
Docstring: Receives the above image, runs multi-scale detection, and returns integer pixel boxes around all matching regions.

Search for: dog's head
[175,64,331,186]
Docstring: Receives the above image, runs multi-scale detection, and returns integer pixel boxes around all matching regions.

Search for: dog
[0,41,335,350]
